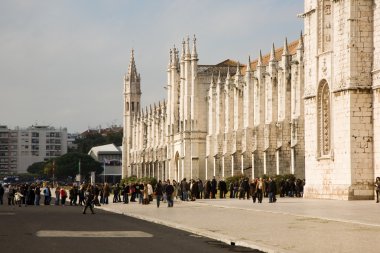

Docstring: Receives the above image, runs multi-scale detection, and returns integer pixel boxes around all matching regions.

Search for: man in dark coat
[268,178,277,203]
[155,180,163,208]
[218,180,227,198]
[165,180,174,207]
[0,184,4,205]
[211,177,217,199]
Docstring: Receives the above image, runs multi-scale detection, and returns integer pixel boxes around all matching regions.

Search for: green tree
[72,129,123,154]
[27,161,45,175]
[105,131,123,146]
[54,152,103,180]
[74,132,106,154]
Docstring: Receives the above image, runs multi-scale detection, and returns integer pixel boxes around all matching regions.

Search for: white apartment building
[0,125,68,174]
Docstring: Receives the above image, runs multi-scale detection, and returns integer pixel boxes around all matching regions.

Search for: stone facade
[122,1,380,200]
[302,0,376,200]
[122,36,305,182]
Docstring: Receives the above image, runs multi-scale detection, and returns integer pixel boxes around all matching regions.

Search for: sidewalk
[97,197,380,253]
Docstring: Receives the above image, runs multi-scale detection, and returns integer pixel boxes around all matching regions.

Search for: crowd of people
[0,177,306,208]
[5,177,380,213]
[0,183,53,207]
[76,176,307,208]
[2,176,379,211]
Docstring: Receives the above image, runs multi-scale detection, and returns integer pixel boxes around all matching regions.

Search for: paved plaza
[98,197,380,253]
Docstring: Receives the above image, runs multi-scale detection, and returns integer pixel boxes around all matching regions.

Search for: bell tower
[122,49,141,178]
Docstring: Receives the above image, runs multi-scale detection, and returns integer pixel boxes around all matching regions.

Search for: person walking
[155,180,163,208]
[0,184,4,205]
[103,183,110,204]
[166,180,174,207]
[34,185,41,206]
[256,178,264,203]
[122,183,130,204]
[267,178,277,203]
[82,186,95,214]
[250,178,257,203]
[78,184,85,206]
[14,187,23,207]
[60,187,67,205]
[43,185,51,205]
[69,186,74,205]
[211,177,217,199]
[197,179,203,199]
[142,183,149,205]
[375,177,380,203]
[181,178,188,201]
[55,185,61,205]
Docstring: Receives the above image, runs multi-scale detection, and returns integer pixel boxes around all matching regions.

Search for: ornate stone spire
[168,48,172,68]
[270,43,276,62]
[174,46,179,67]
[191,35,198,60]
[297,31,304,50]
[127,49,139,81]
[181,38,186,61]
[236,62,241,76]
[257,50,263,67]
[282,37,289,56]
[246,56,251,72]
[226,66,231,80]
[185,36,191,59]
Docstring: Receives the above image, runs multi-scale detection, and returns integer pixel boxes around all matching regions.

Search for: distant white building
[88,143,122,183]
[0,125,68,174]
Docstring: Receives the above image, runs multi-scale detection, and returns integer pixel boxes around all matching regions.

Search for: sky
[0,0,303,133]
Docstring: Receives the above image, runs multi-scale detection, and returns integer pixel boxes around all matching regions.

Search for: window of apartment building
[32,132,39,137]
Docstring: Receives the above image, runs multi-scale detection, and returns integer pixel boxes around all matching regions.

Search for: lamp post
[78,159,81,183]
[103,159,106,184]
[52,160,55,186]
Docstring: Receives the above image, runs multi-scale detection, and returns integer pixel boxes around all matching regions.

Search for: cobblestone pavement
[97,197,380,253]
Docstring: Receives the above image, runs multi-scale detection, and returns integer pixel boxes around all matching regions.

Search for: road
[0,204,261,253]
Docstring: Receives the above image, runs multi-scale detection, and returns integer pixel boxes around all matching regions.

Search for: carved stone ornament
[304,85,316,98]
[321,58,327,76]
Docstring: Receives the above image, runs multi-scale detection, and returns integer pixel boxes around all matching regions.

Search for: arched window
[126,102,129,112]
[317,80,330,156]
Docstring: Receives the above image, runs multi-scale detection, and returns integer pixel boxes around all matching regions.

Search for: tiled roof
[197,39,300,79]
[241,39,300,75]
